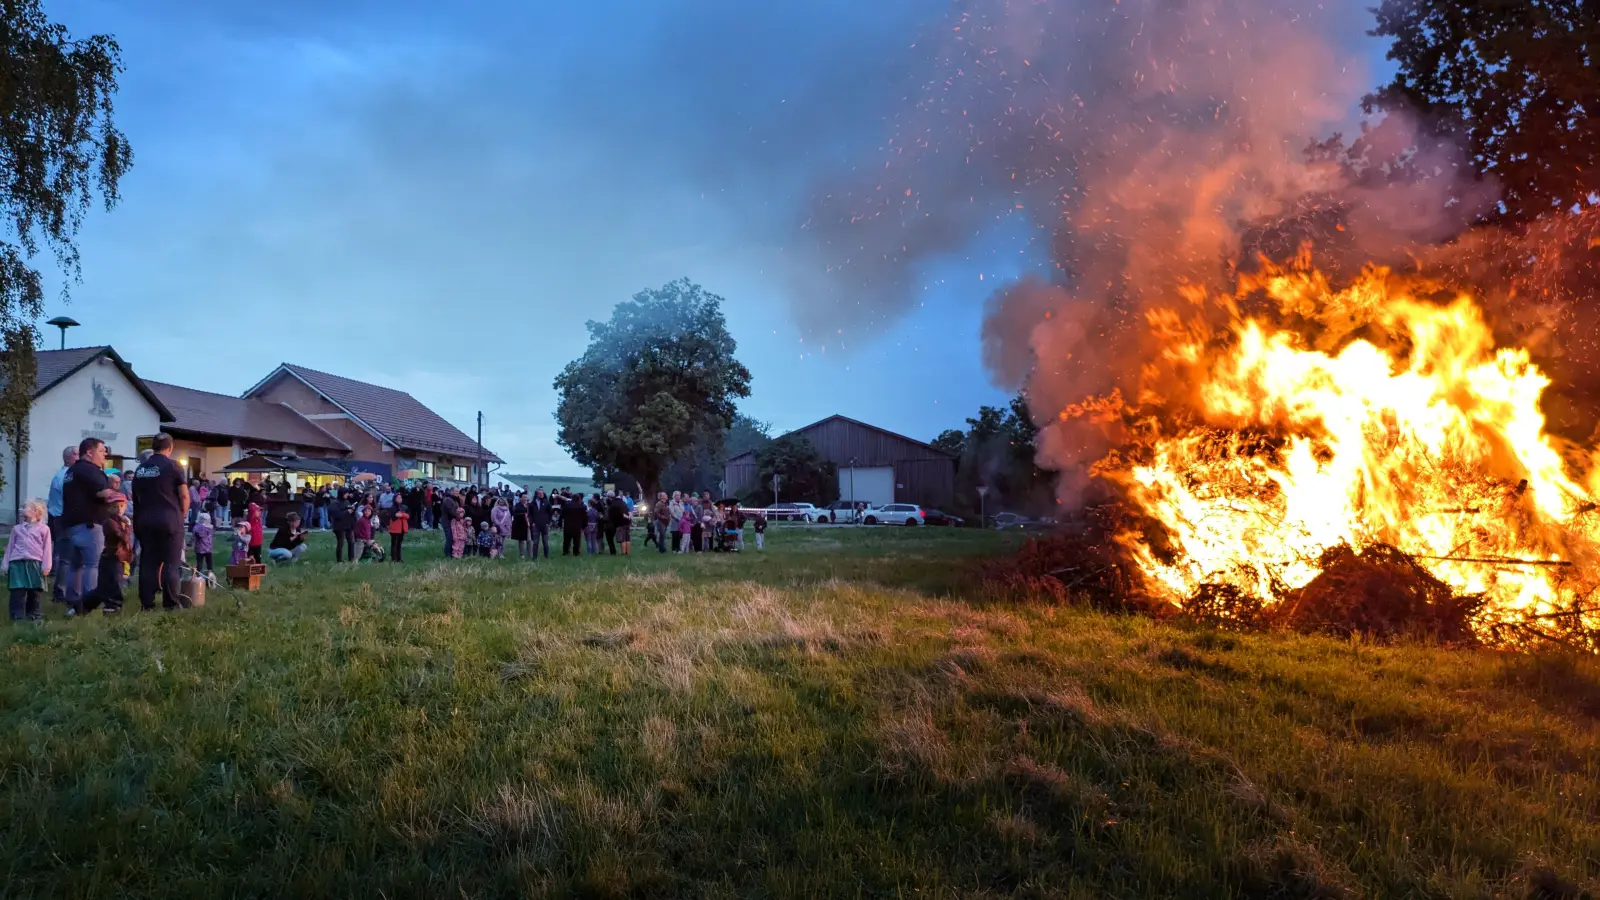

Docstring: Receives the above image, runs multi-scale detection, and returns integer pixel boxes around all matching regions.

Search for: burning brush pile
[994,251,1600,649]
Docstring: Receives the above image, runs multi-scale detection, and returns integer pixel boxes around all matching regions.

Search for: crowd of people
[10,434,768,621]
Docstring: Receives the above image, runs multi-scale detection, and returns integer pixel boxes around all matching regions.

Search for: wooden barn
[724,415,956,508]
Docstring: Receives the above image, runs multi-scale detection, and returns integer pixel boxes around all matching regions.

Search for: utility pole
[848,457,856,524]
[475,411,484,487]
[772,473,781,506]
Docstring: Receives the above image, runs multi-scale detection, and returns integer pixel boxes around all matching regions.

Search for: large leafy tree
[1365,0,1598,223]
[554,278,752,494]
[0,4,132,472]
[943,393,1052,514]
[660,412,771,495]
[749,434,837,506]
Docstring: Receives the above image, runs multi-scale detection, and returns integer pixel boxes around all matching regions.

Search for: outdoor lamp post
[977,485,989,528]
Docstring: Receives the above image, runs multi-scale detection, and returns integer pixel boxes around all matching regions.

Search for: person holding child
[5,499,52,621]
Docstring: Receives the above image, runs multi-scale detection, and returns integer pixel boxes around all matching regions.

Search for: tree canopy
[1365,0,1598,223]
[749,434,837,507]
[937,394,1052,515]
[660,413,771,495]
[554,278,752,494]
[0,3,132,464]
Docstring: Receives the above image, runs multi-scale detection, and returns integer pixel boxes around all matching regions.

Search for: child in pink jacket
[5,499,52,621]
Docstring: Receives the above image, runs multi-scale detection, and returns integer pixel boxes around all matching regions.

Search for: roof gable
[247,363,504,463]
[146,380,349,451]
[26,347,175,422]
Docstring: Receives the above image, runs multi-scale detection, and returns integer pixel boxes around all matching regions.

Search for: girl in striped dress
[5,500,52,621]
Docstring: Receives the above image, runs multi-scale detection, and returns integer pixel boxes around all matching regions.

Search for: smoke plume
[794,0,1501,501]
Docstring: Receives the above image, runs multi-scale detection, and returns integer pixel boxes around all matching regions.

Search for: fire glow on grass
[1076,252,1600,632]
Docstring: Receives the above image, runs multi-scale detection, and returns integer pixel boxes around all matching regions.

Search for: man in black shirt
[60,437,119,614]
[561,491,585,556]
[131,433,190,611]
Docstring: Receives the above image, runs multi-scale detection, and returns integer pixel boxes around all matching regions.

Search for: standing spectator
[377,484,395,528]
[95,491,133,612]
[5,499,51,621]
[511,493,531,557]
[213,478,231,527]
[46,445,75,602]
[315,486,331,530]
[561,492,585,556]
[440,489,461,558]
[405,485,423,534]
[247,499,265,563]
[585,495,601,555]
[530,489,553,558]
[387,504,410,563]
[447,507,470,559]
[131,433,190,612]
[653,493,671,554]
[492,498,512,553]
[421,482,435,530]
[329,490,356,563]
[59,438,118,616]
[191,512,215,577]
[605,492,628,555]
[754,511,767,550]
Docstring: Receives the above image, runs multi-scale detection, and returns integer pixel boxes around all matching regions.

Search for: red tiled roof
[146,380,349,452]
[256,363,503,463]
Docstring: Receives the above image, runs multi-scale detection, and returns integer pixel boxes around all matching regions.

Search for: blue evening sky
[43,1,1391,475]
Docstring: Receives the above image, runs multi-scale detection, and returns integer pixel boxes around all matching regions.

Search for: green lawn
[1,526,1595,898]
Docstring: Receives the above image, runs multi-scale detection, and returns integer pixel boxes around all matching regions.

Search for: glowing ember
[1072,252,1600,635]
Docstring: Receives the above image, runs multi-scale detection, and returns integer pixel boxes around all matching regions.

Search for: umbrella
[352,472,380,483]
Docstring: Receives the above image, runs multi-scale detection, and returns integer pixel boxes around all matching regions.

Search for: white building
[0,347,173,524]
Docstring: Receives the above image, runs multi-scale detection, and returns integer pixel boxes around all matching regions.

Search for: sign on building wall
[343,460,393,481]
[81,377,120,445]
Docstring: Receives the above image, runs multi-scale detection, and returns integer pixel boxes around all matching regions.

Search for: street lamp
[977,485,990,529]
[848,457,856,524]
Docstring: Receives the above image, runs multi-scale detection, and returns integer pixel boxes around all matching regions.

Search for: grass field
[1,526,1596,898]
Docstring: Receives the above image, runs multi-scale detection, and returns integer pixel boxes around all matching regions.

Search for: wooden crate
[226,563,266,591]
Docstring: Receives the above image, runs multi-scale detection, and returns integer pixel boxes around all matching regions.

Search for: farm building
[723,415,955,508]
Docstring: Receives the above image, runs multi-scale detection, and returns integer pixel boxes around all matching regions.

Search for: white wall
[0,356,163,523]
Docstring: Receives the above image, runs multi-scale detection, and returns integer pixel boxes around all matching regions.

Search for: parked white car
[861,503,926,526]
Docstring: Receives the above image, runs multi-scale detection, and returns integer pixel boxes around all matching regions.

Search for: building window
[417,460,435,478]
[450,465,469,482]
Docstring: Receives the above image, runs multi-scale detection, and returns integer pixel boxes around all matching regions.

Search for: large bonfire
[1060,247,1600,644]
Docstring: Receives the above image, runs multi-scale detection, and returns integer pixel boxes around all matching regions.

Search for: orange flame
[1082,254,1600,633]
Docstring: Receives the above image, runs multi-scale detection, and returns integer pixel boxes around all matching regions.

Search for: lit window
[451,465,469,482]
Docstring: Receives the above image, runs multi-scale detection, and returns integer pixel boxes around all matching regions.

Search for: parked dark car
[922,509,964,526]
[988,512,1050,531]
